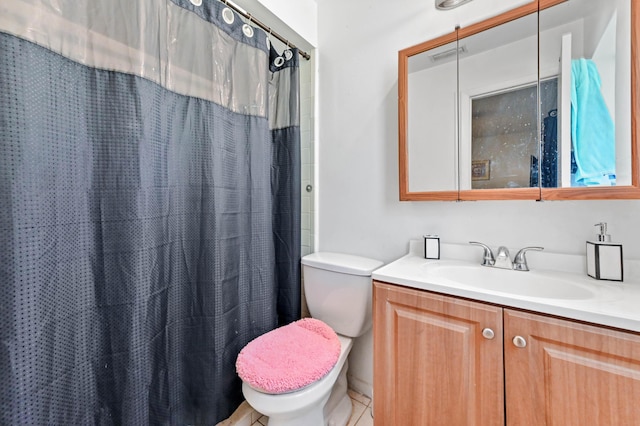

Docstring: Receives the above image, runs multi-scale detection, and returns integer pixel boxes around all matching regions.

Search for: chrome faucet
[469,242,543,271]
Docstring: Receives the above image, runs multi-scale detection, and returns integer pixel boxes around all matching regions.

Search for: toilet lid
[236,318,341,394]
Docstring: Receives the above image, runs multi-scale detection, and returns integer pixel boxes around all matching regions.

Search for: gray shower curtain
[0,0,300,424]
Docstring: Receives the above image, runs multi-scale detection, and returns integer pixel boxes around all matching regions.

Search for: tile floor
[217,389,373,426]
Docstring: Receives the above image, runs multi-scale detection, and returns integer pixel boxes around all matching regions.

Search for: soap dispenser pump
[586,222,623,281]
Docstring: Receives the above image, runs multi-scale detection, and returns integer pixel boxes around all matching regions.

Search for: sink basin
[423,263,595,300]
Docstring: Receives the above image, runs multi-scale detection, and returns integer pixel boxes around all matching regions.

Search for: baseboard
[347,374,372,399]
[216,401,263,426]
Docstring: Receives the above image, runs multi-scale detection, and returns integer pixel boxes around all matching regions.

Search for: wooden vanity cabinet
[504,309,640,426]
[373,280,640,426]
[373,281,505,425]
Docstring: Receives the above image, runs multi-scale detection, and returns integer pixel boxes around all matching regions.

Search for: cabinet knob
[512,335,527,348]
[482,328,495,340]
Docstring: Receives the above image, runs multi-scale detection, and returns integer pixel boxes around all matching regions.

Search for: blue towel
[571,58,616,186]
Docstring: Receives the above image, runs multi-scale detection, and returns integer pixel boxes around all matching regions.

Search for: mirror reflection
[540,0,631,187]
[402,0,634,198]
[407,40,458,193]
[469,84,540,189]
[458,13,538,190]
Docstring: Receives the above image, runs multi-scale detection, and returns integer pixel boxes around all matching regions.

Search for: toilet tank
[301,252,383,338]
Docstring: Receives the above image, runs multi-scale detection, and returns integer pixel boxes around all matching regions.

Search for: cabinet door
[373,281,504,426]
[504,309,640,426]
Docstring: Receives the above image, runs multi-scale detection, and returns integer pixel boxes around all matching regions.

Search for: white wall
[315,0,640,397]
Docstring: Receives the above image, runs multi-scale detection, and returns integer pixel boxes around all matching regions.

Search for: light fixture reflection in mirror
[436,0,474,11]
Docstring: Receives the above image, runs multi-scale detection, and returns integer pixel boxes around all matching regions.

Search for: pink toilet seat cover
[236,318,341,394]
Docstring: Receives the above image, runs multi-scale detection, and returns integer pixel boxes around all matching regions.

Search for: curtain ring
[242,15,255,38]
[283,42,293,61]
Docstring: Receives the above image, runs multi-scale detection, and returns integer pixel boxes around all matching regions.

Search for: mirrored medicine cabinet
[399,0,640,201]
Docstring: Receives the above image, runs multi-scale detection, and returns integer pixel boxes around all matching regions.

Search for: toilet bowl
[241,335,352,426]
[237,252,383,426]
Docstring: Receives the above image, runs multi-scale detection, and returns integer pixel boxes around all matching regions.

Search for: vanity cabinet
[504,309,640,425]
[373,281,640,425]
[372,281,504,425]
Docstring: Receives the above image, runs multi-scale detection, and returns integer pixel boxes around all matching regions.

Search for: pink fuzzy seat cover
[236,318,341,394]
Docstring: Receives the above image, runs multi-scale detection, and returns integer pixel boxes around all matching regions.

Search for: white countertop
[372,241,640,333]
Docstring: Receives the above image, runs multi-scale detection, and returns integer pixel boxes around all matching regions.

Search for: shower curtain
[0,0,300,424]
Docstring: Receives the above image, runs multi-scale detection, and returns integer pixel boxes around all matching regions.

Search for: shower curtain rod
[222,0,311,60]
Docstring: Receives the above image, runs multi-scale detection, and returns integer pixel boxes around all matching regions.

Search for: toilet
[237,252,383,426]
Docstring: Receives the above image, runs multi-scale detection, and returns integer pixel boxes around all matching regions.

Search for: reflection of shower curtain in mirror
[0,0,301,424]
[542,109,558,187]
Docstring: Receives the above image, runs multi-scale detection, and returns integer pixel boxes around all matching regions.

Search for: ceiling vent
[430,45,467,62]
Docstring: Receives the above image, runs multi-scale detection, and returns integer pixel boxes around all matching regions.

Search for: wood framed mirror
[399,0,640,201]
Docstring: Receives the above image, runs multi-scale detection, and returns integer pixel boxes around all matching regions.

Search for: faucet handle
[469,241,495,267]
[513,247,544,271]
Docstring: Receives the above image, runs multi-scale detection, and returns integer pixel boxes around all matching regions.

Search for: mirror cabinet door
[405,37,459,198]
[457,12,539,194]
[539,0,632,190]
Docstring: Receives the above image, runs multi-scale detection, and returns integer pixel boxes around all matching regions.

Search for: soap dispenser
[586,222,623,281]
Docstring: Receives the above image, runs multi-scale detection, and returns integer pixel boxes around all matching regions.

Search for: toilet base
[265,400,329,426]
[324,360,352,426]
[264,360,352,426]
